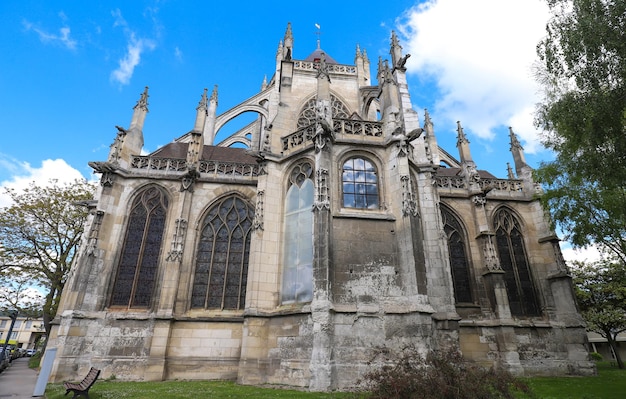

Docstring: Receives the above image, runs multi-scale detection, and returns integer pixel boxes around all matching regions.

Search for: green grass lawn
[44,362,625,399]
[524,362,626,399]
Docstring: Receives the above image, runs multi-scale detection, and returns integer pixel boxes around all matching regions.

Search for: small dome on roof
[304,48,339,64]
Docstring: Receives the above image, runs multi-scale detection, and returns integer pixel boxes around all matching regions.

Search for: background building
[47,24,594,391]
[0,315,45,351]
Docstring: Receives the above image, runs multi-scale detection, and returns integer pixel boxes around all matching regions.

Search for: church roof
[303,48,339,64]
[150,142,259,164]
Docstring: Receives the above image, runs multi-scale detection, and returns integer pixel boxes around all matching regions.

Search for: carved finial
[456,121,469,145]
[196,88,208,112]
[284,22,293,43]
[134,86,149,112]
[507,162,516,179]
[362,48,369,62]
[355,44,362,58]
[261,75,268,90]
[391,30,401,48]
[210,85,218,104]
[277,40,283,57]
[424,109,432,126]
[509,126,523,150]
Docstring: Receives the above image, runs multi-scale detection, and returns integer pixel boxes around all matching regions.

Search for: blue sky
[0,1,599,260]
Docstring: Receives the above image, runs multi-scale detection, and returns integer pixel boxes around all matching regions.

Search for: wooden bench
[63,367,101,399]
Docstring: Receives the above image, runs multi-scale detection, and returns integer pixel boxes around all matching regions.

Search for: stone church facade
[48,24,594,390]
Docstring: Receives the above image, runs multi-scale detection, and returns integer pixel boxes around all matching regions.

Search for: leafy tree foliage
[0,273,44,319]
[0,179,93,338]
[572,260,626,369]
[534,0,626,261]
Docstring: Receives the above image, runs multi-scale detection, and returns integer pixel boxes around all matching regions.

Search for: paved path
[0,358,40,398]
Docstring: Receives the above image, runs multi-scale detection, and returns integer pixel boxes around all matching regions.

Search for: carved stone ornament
[552,241,569,274]
[86,210,105,257]
[252,190,265,231]
[314,102,334,153]
[166,218,188,262]
[483,236,502,272]
[180,167,201,192]
[472,194,487,206]
[313,168,330,211]
[401,175,419,217]
[100,172,115,187]
[108,126,126,165]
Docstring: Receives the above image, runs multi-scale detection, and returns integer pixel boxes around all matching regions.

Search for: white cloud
[561,243,603,264]
[110,9,156,86]
[397,0,550,153]
[0,158,85,208]
[22,19,77,50]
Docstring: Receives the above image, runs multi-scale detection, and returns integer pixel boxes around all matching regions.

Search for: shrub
[357,347,535,399]
[590,352,603,361]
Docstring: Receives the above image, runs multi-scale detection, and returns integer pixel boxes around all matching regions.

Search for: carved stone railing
[282,125,316,152]
[334,119,383,137]
[131,156,187,171]
[478,178,523,192]
[293,61,357,75]
[198,160,260,177]
[435,176,524,192]
[435,176,467,190]
[281,119,383,152]
[131,156,260,177]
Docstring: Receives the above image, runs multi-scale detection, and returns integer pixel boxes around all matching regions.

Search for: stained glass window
[441,207,473,303]
[282,161,314,303]
[110,186,168,308]
[342,157,379,209]
[494,208,540,316]
[191,195,254,310]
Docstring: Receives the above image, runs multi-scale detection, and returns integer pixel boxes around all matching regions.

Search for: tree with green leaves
[572,260,626,369]
[534,0,626,261]
[0,273,44,319]
[0,179,93,338]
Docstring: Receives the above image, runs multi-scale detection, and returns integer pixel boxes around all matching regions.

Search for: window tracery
[296,95,350,129]
[110,186,168,308]
[282,161,314,303]
[342,157,379,209]
[441,207,473,304]
[494,208,540,316]
[191,195,254,310]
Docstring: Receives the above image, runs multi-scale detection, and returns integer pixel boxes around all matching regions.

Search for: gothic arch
[492,206,540,317]
[109,184,170,309]
[296,93,351,129]
[440,204,474,304]
[338,150,382,210]
[190,193,255,310]
[215,105,268,136]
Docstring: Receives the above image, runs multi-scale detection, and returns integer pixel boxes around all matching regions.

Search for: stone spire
[508,127,527,172]
[390,30,403,69]
[129,86,149,132]
[423,109,440,166]
[355,44,369,86]
[283,22,293,60]
[120,86,148,161]
[192,88,208,133]
[456,121,473,163]
[507,162,516,179]
[203,85,218,145]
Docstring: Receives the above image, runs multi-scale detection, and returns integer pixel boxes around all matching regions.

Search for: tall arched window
[110,186,169,308]
[494,208,540,316]
[342,157,379,209]
[441,206,473,304]
[282,161,314,303]
[191,195,254,310]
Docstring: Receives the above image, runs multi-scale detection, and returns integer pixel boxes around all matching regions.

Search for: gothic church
[48,23,593,390]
